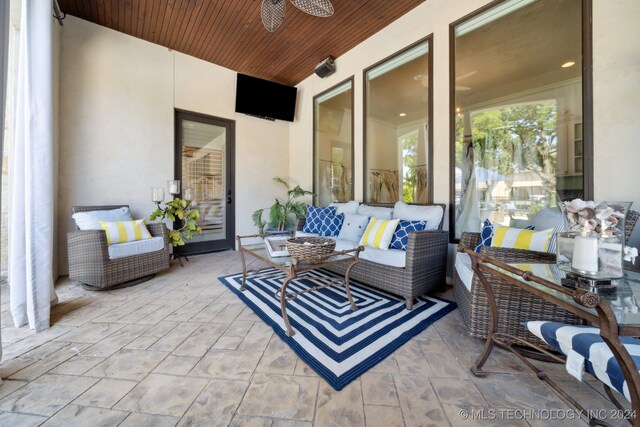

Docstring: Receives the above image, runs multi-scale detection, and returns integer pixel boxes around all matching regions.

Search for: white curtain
[455,112,480,238]
[9,0,57,332]
[0,0,10,371]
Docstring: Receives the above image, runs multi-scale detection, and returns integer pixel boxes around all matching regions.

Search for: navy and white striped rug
[219,268,456,390]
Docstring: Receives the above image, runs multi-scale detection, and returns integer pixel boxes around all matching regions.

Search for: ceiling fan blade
[262,0,285,32]
[456,70,477,81]
[290,0,334,17]
[456,85,472,91]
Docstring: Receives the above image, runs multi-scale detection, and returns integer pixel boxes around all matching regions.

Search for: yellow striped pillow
[491,226,554,252]
[99,218,152,245]
[359,217,400,250]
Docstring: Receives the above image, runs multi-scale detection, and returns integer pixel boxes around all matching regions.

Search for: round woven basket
[286,237,336,263]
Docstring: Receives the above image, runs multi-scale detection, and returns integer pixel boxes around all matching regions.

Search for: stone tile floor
[0,251,631,426]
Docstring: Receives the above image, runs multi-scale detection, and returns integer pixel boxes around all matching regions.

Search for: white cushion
[72,207,132,230]
[532,208,567,253]
[532,208,566,232]
[329,201,360,215]
[357,205,393,219]
[361,246,406,268]
[295,231,319,238]
[334,238,358,252]
[454,252,474,292]
[392,201,443,230]
[337,213,369,242]
[107,236,165,260]
[333,238,406,267]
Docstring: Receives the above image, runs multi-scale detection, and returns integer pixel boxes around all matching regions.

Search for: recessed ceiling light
[399,113,407,117]
[562,61,575,68]
[456,107,461,113]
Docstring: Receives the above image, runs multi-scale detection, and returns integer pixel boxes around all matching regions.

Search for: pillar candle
[572,235,598,273]
[168,180,180,195]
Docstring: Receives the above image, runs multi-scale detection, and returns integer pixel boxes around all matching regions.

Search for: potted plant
[150,197,202,246]
[252,177,314,234]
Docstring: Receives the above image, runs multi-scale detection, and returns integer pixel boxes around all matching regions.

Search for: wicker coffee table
[236,233,364,336]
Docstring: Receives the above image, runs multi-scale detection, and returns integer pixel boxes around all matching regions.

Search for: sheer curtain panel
[9,0,57,332]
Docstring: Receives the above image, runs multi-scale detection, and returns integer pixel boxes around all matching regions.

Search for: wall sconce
[152,180,184,208]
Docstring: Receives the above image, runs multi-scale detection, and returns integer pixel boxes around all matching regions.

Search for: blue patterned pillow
[389,220,427,250]
[474,219,494,252]
[303,205,337,234]
[474,219,534,252]
[318,214,344,237]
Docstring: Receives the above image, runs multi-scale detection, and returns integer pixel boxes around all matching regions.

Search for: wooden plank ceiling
[58,0,425,86]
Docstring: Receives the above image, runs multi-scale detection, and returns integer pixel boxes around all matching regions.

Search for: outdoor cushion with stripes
[525,320,640,401]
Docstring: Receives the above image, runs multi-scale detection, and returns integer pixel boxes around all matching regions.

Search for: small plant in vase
[251,177,315,234]
[151,197,202,246]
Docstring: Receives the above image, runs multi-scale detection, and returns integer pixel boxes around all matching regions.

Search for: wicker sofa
[297,202,448,309]
[68,205,171,290]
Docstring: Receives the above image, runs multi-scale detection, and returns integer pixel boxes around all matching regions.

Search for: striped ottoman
[525,320,640,402]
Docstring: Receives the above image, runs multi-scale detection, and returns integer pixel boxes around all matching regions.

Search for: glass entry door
[175,110,235,255]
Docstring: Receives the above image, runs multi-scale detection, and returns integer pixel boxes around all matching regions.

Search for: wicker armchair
[68,205,171,290]
[454,232,581,346]
[453,209,639,345]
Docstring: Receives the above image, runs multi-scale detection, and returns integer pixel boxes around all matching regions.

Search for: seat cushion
[334,238,405,267]
[360,245,406,268]
[108,236,165,260]
[454,252,474,291]
[72,207,132,230]
[525,321,640,402]
[295,231,320,238]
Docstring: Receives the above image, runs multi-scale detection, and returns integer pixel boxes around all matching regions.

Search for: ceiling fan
[262,0,334,32]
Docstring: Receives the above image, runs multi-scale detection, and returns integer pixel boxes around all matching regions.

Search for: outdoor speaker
[314,56,336,78]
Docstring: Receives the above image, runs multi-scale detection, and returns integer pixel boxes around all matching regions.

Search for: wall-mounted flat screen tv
[235,73,297,122]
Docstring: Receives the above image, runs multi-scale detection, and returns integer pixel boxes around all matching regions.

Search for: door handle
[227,197,233,204]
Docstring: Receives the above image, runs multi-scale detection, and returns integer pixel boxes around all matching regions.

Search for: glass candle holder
[152,187,165,203]
[183,188,194,201]
[557,231,624,279]
[168,180,181,195]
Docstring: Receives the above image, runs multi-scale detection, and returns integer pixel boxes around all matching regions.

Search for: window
[364,38,432,205]
[313,78,354,206]
[451,0,591,240]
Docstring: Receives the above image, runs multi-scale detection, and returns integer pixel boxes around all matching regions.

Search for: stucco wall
[58,16,289,274]
[57,0,640,276]
[592,0,640,247]
[290,0,640,261]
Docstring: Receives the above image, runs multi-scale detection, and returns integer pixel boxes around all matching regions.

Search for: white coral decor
[624,246,639,263]
[563,199,625,237]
